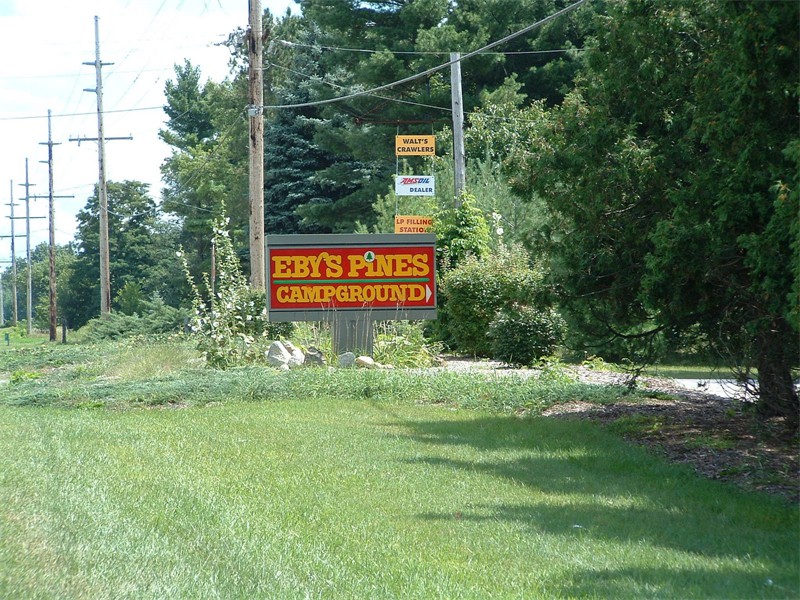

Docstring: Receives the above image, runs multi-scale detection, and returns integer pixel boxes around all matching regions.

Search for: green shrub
[115,281,148,316]
[80,313,142,340]
[434,193,491,270]
[373,320,442,368]
[440,246,547,356]
[488,303,566,367]
[78,295,188,341]
[139,294,189,334]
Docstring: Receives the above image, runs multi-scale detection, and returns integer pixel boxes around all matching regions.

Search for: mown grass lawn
[1,393,798,599]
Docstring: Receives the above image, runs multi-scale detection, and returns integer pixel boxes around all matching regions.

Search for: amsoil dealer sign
[395,175,435,196]
[266,234,437,321]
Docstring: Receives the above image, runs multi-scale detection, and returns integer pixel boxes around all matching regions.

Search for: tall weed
[181,217,292,368]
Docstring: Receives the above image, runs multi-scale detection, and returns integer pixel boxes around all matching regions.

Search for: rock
[355,356,377,369]
[283,341,305,368]
[266,341,291,368]
[304,346,326,367]
[338,352,356,368]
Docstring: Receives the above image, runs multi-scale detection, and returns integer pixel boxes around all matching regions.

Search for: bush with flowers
[180,217,293,368]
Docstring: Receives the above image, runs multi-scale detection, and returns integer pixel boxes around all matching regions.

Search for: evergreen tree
[160,62,248,279]
[507,0,799,423]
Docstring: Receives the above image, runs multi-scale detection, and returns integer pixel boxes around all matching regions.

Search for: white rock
[267,341,291,367]
[355,356,377,369]
[283,340,305,368]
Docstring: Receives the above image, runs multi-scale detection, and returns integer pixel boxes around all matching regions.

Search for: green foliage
[78,296,188,342]
[372,320,442,368]
[434,194,491,270]
[115,281,147,316]
[27,243,77,332]
[138,294,190,335]
[492,0,800,421]
[183,218,294,368]
[160,61,249,280]
[440,246,548,356]
[65,181,185,329]
[79,313,142,341]
[489,303,566,367]
[10,369,41,384]
[264,110,332,235]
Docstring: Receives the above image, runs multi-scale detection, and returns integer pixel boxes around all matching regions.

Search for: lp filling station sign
[266,234,437,321]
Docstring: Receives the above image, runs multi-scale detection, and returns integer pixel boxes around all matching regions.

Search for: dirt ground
[442,358,799,504]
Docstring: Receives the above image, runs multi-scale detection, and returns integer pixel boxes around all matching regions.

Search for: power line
[277,40,584,57]
[0,105,163,122]
[266,61,453,115]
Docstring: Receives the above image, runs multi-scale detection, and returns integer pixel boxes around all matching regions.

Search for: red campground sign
[266,234,437,321]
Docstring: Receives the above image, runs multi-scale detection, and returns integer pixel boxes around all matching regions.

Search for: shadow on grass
[558,565,788,599]
[394,414,799,595]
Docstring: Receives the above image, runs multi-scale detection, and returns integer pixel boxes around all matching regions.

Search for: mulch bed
[546,369,799,503]
[441,358,799,503]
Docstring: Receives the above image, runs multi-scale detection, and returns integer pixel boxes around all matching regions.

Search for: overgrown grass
[1,345,639,413]
[1,340,798,598]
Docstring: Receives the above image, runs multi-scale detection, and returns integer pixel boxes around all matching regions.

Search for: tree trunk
[756,317,799,428]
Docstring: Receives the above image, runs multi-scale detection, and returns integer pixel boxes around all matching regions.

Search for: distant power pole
[450,52,466,206]
[71,16,132,315]
[248,0,266,290]
[2,181,20,325]
[36,110,74,341]
[18,159,46,335]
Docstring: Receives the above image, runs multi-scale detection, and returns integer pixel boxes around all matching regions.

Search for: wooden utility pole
[248,0,266,290]
[90,15,111,314]
[19,160,45,335]
[450,52,466,206]
[37,110,73,341]
[72,16,131,315]
[2,181,20,325]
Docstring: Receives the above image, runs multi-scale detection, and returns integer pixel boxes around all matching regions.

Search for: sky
[0,0,297,265]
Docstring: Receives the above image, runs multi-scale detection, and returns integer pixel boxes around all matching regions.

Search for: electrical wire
[278,40,583,57]
[0,106,164,122]
[266,61,453,115]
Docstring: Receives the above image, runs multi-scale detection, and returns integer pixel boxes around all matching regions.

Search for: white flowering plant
[180,217,293,368]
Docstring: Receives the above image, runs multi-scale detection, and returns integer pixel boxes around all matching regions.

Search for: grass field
[1,338,798,598]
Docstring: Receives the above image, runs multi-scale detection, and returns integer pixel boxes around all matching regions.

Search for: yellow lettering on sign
[272,252,344,279]
[275,283,431,305]
[346,253,430,278]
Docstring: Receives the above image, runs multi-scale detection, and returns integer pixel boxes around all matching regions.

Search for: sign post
[266,234,437,354]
